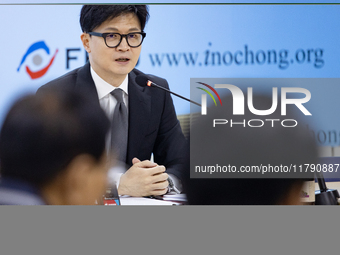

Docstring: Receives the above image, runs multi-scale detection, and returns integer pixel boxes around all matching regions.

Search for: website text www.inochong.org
[147,43,324,70]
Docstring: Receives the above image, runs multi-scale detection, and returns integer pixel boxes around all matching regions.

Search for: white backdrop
[1,4,340,144]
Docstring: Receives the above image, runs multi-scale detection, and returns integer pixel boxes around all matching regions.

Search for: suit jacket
[37,62,187,181]
[0,178,46,205]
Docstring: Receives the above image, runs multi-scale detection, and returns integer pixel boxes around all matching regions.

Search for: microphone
[135,75,201,107]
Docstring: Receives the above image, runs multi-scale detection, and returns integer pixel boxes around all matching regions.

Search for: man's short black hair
[0,89,110,187]
[80,5,149,32]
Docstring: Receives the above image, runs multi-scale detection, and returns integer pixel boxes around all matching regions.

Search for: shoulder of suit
[37,65,84,93]
[46,66,81,85]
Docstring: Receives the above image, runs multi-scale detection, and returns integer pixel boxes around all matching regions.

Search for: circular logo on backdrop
[17,41,58,79]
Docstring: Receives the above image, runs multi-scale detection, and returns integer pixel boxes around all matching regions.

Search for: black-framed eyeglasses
[87,32,146,48]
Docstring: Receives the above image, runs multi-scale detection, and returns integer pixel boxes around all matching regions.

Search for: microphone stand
[147,81,201,107]
[135,75,201,106]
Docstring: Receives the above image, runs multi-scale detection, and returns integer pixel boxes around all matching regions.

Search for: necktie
[110,88,128,163]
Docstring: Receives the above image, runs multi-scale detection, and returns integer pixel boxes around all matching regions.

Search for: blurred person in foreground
[37,5,187,197]
[185,94,317,205]
[0,88,110,205]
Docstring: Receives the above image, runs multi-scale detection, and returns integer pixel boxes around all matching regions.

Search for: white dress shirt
[90,67,182,194]
[90,67,128,155]
[91,67,128,188]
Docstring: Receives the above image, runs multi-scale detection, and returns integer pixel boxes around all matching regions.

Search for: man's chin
[111,65,135,76]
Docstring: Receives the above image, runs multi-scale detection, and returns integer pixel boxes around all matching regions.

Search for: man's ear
[81,33,91,53]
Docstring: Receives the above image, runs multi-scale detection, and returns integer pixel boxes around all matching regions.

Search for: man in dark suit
[38,5,187,197]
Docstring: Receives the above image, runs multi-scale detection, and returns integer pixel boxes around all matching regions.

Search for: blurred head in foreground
[0,88,110,205]
[186,94,317,205]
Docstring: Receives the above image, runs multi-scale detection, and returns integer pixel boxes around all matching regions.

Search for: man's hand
[117,157,169,197]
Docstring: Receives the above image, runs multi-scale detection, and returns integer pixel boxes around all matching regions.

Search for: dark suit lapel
[74,62,100,105]
[127,70,152,165]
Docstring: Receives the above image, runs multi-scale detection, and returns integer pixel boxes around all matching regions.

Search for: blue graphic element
[17,41,50,72]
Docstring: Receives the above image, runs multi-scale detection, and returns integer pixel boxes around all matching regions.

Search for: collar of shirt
[90,66,129,102]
